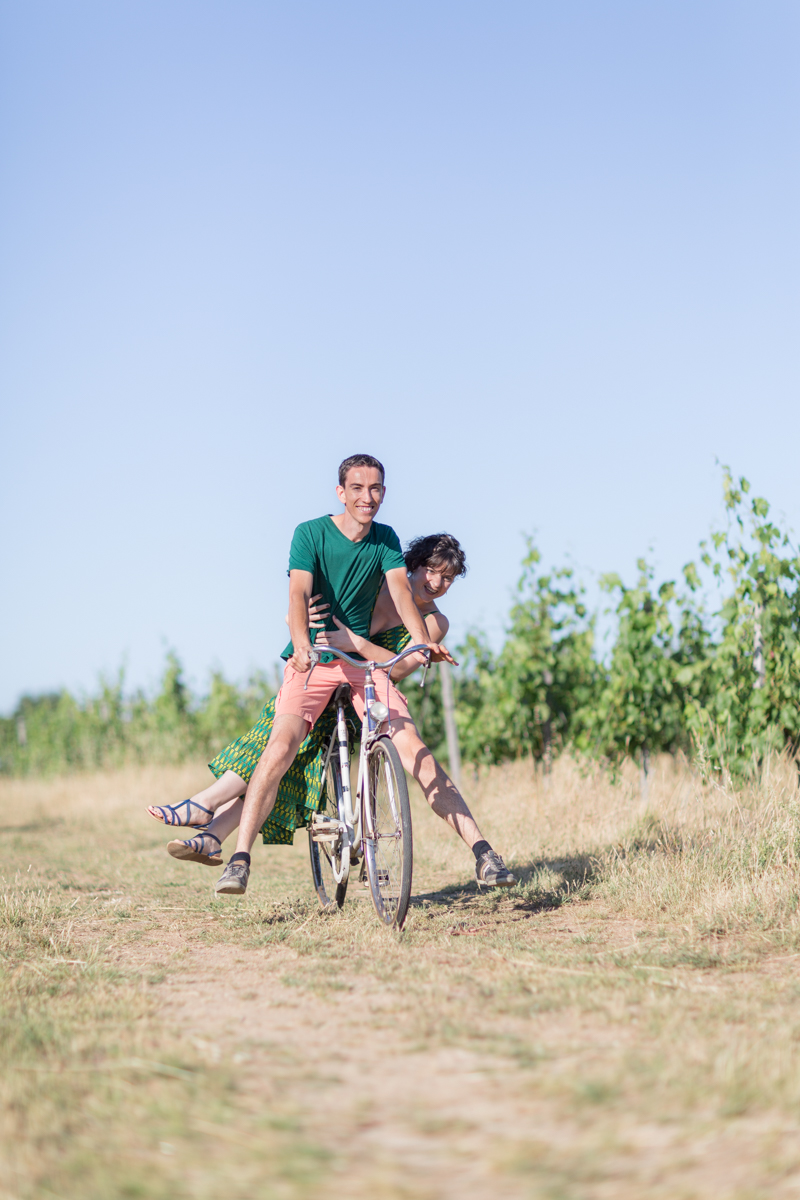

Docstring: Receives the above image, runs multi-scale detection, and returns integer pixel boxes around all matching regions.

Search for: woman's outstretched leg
[166,794,245,866]
[391,719,516,887]
[147,770,247,827]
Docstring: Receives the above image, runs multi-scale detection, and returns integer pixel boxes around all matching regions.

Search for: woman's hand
[308,595,329,629]
[425,642,458,666]
[314,616,364,654]
[284,595,330,629]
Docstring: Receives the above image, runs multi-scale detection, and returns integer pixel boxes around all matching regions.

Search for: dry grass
[3,754,800,1198]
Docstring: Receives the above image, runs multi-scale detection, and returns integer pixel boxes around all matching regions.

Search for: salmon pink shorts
[274,661,410,730]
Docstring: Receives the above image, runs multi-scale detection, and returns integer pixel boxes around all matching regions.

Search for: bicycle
[304,641,431,929]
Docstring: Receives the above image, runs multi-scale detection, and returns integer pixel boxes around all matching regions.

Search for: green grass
[4,755,800,1198]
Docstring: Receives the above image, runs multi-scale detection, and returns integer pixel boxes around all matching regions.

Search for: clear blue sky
[1,1,798,711]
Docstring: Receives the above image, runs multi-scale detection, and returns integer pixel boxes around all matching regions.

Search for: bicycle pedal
[310,815,345,843]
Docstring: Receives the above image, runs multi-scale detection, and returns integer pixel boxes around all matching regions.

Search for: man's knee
[260,727,306,773]
[264,739,296,769]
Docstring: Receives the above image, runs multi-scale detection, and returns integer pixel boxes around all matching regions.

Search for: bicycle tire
[363,736,413,928]
[308,740,348,910]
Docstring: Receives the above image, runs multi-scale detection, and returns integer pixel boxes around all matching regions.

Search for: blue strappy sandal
[166,831,223,866]
[147,798,214,827]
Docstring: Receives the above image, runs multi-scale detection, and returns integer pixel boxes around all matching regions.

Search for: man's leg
[214,661,353,894]
[239,714,311,852]
[214,713,310,894]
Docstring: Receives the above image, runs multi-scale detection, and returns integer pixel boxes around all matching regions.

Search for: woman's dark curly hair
[404,533,467,578]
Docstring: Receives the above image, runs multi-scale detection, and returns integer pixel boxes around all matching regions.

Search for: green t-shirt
[281,515,407,662]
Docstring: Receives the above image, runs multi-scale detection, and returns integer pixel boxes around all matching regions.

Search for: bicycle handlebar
[307,643,431,671]
[302,642,432,690]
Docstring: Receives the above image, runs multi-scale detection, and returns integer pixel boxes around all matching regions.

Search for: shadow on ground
[409,852,600,914]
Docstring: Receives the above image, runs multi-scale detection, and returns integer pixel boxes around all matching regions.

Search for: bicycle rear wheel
[308,745,348,910]
[363,737,413,928]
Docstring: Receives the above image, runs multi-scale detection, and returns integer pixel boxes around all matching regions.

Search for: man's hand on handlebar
[294,638,455,672]
[290,643,315,673]
[425,642,458,666]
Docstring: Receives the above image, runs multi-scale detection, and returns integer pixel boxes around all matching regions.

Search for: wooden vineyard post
[439,660,462,790]
[640,746,650,802]
[753,602,765,689]
[542,669,553,776]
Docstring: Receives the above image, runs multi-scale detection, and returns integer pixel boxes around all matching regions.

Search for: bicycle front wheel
[363,737,413,928]
[308,747,348,910]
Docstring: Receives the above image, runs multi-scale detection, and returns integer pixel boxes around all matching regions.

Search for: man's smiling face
[336,465,385,528]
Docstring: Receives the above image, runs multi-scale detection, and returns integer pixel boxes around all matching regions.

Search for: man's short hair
[338,454,386,487]
[404,533,468,579]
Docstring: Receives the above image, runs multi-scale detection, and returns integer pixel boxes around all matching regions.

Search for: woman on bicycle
[150,533,515,888]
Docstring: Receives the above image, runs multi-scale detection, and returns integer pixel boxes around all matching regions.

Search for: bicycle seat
[332,683,352,705]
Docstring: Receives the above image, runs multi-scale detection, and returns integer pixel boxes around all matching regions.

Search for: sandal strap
[157,799,215,827]
[187,831,221,852]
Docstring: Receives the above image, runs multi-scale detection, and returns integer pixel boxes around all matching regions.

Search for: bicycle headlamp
[369,701,389,723]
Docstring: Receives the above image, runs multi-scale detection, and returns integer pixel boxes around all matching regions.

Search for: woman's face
[409,560,458,605]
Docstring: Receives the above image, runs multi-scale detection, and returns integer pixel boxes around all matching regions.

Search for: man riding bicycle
[155,453,515,895]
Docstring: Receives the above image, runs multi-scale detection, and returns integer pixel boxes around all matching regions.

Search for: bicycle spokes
[364,738,413,927]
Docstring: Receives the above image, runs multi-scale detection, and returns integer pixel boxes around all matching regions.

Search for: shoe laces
[477,849,508,878]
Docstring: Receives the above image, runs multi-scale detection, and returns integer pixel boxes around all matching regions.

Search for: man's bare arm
[315,611,448,679]
[288,569,315,672]
[384,567,457,665]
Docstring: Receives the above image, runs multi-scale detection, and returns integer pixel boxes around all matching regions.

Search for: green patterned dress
[208,625,413,845]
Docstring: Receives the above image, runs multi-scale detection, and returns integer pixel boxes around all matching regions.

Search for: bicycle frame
[306,643,430,885]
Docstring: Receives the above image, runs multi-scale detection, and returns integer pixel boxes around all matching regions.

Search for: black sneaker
[475,849,516,888]
[215,860,250,895]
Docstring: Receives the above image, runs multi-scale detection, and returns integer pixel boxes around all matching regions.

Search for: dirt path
[158,942,527,1198]
[124,910,800,1200]
[7,764,800,1198]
